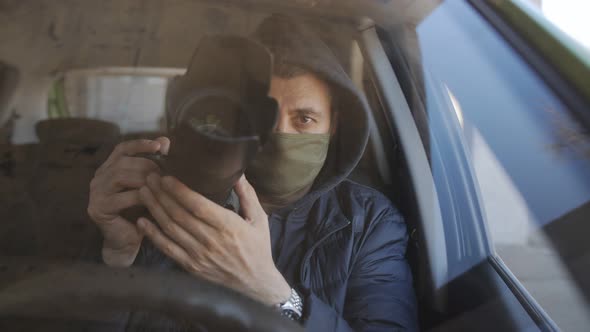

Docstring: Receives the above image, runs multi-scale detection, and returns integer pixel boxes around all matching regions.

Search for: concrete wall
[0,0,366,143]
[0,0,362,73]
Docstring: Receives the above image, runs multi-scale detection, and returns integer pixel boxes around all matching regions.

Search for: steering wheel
[0,257,302,332]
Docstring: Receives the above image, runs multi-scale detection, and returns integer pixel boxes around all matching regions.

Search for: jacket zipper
[299,218,352,284]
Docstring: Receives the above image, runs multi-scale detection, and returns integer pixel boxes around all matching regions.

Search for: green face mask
[246,132,330,207]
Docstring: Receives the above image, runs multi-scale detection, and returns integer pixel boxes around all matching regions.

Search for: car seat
[24,118,120,260]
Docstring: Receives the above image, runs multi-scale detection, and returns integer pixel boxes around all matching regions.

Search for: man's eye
[299,116,313,124]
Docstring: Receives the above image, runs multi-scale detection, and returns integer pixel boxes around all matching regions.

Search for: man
[88,15,417,331]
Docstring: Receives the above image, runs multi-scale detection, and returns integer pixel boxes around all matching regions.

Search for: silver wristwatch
[278,288,303,322]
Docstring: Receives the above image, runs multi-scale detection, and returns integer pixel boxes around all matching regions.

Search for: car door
[365,0,590,331]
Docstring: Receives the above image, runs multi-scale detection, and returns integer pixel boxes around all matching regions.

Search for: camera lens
[180,96,251,138]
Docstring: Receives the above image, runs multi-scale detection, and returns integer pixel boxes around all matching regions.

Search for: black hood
[252,15,370,208]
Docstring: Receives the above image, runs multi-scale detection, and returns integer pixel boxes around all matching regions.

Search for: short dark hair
[273,61,310,79]
[272,62,337,117]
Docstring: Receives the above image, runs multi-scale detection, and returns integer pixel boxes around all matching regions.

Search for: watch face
[281,309,300,321]
[279,288,303,321]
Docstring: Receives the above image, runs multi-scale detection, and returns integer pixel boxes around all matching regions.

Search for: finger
[106,139,161,165]
[235,175,266,224]
[137,217,198,272]
[115,156,160,175]
[96,142,161,178]
[145,174,215,241]
[154,136,171,155]
[138,185,209,253]
[104,170,149,193]
[160,175,233,231]
[102,190,141,215]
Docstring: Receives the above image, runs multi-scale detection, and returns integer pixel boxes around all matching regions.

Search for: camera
[125,35,277,219]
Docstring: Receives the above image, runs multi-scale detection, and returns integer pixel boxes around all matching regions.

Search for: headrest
[35,118,120,143]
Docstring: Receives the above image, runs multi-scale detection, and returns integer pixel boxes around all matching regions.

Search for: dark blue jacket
[269,179,418,331]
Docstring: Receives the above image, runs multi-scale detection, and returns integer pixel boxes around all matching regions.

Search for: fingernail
[137,218,146,228]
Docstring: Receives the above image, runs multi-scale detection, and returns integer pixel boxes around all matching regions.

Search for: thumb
[234,175,266,226]
[154,136,171,155]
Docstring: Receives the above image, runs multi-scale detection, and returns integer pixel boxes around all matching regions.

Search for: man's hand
[136,173,291,306]
[88,137,170,267]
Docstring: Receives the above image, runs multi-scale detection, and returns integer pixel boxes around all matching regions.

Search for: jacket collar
[270,188,350,243]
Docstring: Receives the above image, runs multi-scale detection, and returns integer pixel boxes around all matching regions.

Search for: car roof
[0,0,439,73]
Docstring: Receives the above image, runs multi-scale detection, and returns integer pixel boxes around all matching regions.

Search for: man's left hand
[137,173,291,306]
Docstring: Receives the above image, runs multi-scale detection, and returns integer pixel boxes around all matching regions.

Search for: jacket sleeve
[301,201,418,332]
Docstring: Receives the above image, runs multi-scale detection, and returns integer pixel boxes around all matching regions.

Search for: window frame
[358,26,449,315]
[467,1,590,329]
[376,0,590,330]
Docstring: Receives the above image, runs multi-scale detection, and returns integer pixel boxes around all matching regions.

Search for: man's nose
[274,116,287,133]
[273,112,292,134]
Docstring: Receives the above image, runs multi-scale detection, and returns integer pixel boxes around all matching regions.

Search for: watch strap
[278,288,303,321]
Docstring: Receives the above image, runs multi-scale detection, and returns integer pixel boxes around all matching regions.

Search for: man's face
[268,73,333,134]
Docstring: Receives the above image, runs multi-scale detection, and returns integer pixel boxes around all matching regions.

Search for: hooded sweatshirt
[127,15,417,332]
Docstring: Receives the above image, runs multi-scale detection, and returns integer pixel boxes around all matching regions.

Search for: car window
[406,1,590,330]
[49,69,179,133]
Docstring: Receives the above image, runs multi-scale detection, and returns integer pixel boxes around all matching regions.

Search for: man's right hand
[88,137,170,267]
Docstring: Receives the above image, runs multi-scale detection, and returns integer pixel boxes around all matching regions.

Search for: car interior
[3,0,576,331]
[1,0,442,330]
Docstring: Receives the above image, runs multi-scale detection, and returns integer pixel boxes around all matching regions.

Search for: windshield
[0,2,401,331]
[2,1,588,331]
